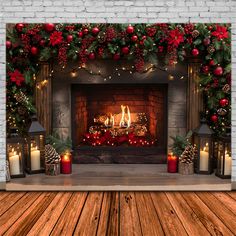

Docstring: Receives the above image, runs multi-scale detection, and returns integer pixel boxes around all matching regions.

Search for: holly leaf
[214,40,221,50]
[24,71,33,85]
[39,48,51,61]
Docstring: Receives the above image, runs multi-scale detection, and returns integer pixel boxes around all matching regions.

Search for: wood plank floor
[0,192,235,236]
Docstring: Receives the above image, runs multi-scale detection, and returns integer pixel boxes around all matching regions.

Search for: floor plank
[0,192,12,202]
[182,192,234,236]
[96,192,112,236]
[166,192,211,236]
[227,191,236,201]
[26,192,72,236]
[150,192,188,236]
[135,192,164,236]
[73,192,103,236]
[50,192,88,236]
[106,192,120,236]
[4,192,56,236]
[120,192,142,236]
[197,192,236,234]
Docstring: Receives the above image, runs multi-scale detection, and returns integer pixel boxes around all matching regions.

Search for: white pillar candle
[9,151,20,175]
[31,146,41,171]
[200,145,209,171]
[224,153,232,176]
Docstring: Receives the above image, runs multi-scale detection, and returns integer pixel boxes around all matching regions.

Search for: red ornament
[39,39,46,46]
[44,23,55,32]
[30,46,38,55]
[78,31,83,38]
[15,23,24,32]
[208,25,213,31]
[113,53,120,60]
[92,27,100,35]
[83,28,89,35]
[191,48,199,57]
[131,35,138,42]
[202,65,209,74]
[6,40,12,49]
[214,66,223,76]
[219,98,229,107]
[122,46,129,55]
[66,35,73,43]
[203,38,211,46]
[126,25,134,34]
[209,59,215,66]
[88,52,95,60]
[211,114,218,123]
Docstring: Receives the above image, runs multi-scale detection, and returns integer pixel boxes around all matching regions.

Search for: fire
[119,105,131,128]
[104,114,114,128]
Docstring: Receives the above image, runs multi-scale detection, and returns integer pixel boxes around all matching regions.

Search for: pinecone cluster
[192,30,200,38]
[14,91,28,104]
[45,144,60,164]
[179,145,197,164]
[207,45,215,54]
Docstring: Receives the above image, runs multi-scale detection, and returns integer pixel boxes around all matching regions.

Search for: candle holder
[6,128,26,178]
[25,115,46,174]
[193,119,214,174]
[167,153,178,173]
[60,151,72,174]
[215,130,231,179]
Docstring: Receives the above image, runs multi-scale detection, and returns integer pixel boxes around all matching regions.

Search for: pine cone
[217,108,227,116]
[222,84,230,93]
[14,91,28,104]
[192,30,199,38]
[45,144,60,164]
[207,45,215,54]
[179,145,195,164]
[97,31,106,43]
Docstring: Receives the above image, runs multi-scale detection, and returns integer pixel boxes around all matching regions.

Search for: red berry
[83,28,89,35]
[202,65,209,74]
[142,35,147,40]
[113,53,120,60]
[15,23,24,32]
[131,35,138,42]
[214,66,223,76]
[209,59,215,66]
[208,25,213,31]
[6,40,12,49]
[44,23,55,32]
[211,114,218,123]
[39,39,46,46]
[219,98,229,107]
[203,38,211,46]
[30,46,38,55]
[191,48,199,57]
[92,27,100,35]
[78,31,83,38]
[121,47,129,55]
[126,25,134,34]
[67,35,73,43]
[88,52,95,60]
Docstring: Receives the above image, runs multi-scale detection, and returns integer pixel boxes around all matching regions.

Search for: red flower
[8,69,25,86]
[50,31,63,46]
[211,25,228,40]
[168,29,184,47]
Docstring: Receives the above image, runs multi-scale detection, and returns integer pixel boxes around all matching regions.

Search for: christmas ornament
[88,52,95,60]
[92,27,100,35]
[49,31,63,46]
[122,46,129,55]
[192,30,200,38]
[222,84,230,93]
[78,31,83,38]
[203,38,211,46]
[214,66,223,76]
[30,46,38,55]
[44,23,55,32]
[207,45,215,54]
[217,108,227,116]
[211,25,228,40]
[211,114,218,123]
[191,48,199,57]
[83,28,89,35]
[113,53,120,60]
[219,98,229,107]
[131,35,138,42]
[66,35,73,43]
[15,23,24,32]
[39,39,46,46]
[209,59,215,66]
[6,40,12,49]
[202,65,209,74]
[208,25,213,31]
[126,25,134,34]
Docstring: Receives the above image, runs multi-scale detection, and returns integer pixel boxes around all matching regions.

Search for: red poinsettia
[8,69,25,86]
[167,29,184,47]
[49,31,63,46]
[211,25,228,40]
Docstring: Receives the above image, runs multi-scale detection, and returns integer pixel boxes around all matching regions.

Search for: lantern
[26,115,46,174]
[6,128,26,178]
[193,119,214,174]
[215,132,232,179]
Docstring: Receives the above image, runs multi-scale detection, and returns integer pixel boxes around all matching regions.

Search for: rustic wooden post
[35,62,52,135]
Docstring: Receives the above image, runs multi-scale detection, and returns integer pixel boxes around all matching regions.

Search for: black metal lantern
[6,128,26,178]
[215,131,231,179]
[193,119,214,174]
[26,115,46,174]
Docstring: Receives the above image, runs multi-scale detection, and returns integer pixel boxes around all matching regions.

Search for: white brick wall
[0,0,236,186]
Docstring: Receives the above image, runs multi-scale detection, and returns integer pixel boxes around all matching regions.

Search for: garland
[6,23,231,135]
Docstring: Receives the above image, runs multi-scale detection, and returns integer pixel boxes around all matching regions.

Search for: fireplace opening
[71,84,168,164]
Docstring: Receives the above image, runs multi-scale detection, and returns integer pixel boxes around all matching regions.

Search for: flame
[104,114,114,127]
[119,105,131,128]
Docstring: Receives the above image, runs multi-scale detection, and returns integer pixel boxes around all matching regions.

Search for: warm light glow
[119,105,131,128]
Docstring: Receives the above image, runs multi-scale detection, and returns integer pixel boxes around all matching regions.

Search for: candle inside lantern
[31,144,41,171]
[223,151,232,176]
[167,153,178,173]
[200,143,209,171]
[9,151,20,175]
[61,152,72,174]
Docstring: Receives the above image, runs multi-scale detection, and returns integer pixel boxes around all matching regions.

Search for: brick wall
[0,0,236,185]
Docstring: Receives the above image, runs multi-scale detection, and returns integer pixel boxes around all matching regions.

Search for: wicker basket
[178,162,194,175]
[45,163,60,176]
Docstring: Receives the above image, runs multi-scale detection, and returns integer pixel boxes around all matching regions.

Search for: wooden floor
[0,192,235,235]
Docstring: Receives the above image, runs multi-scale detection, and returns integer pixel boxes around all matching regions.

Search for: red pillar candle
[167,153,178,173]
[61,152,72,174]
